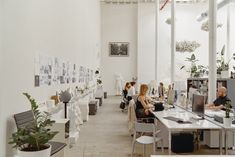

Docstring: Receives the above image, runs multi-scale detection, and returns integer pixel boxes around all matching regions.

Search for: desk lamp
[59,90,72,118]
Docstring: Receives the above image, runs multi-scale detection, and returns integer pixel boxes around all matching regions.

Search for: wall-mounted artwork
[35,54,94,87]
[109,42,129,57]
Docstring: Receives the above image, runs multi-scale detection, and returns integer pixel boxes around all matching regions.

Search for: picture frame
[109,42,129,57]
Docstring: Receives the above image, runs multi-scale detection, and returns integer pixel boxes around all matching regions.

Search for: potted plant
[9,93,58,157]
[217,45,235,78]
[223,100,232,127]
[180,54,208,78]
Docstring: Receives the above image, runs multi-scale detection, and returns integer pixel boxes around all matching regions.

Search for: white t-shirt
[127,86,136,97]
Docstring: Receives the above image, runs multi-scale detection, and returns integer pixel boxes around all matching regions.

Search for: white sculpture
[115,73,123,96]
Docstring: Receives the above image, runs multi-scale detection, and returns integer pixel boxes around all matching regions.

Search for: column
[155,0,159,82]
[208,0,217,103]
[227,1,231,62]
[171,0,175,83]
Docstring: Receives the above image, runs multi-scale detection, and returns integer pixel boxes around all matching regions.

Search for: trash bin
[104,92,107,99]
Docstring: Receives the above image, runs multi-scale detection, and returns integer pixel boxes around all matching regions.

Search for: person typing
[206,86,231,110]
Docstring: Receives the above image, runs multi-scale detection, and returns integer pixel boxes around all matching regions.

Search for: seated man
[206,86,231,110]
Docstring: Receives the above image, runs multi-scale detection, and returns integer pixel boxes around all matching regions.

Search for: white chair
[131,121,164,157]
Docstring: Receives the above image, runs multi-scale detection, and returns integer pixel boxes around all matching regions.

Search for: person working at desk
[123,82,131,99]
[127,81,136,101]
[206,86,231,110]
[135,84,155,119]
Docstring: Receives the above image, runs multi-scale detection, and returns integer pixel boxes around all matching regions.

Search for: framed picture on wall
[109,42,129,57]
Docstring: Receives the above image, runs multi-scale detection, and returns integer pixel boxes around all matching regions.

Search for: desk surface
[152,106,221,130]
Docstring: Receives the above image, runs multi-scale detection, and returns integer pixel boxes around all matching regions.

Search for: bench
[14,110,66,157]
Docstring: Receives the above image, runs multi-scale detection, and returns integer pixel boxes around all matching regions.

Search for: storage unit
[89,100,98,115]
[50,119,70,157]
[187,78,235,107]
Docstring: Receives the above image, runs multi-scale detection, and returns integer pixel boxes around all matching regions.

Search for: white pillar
[208,0,217,104]
[227,1,231,63]
[171,0,176,83]
[155,0,159,82]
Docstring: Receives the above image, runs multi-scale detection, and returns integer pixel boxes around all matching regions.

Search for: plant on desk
[9,93,58,157]
[223,100,232,127]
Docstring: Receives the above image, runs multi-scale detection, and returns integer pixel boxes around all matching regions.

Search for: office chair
[121,90,129,112]
[131,120,164,157]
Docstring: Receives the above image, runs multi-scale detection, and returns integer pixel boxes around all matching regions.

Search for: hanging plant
[201,20,222,32]
[176,41,200,53]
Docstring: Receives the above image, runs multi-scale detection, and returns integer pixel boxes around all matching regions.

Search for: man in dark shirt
[206,86,231,110]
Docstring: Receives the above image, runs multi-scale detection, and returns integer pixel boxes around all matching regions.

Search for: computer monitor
[167,89,175,105]
[192,94,205,118]
[188,87,200,106]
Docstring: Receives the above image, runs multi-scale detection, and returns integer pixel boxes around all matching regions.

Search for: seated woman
[127,81,136,101]
[123,82,131,99]
[135,84,155,120]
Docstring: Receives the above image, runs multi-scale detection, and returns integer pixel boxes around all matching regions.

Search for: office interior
[1,0,235,157]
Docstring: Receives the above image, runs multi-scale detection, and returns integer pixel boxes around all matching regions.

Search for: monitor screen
[167,89,175,105]
[192,94,205,117]
[188,88,200,106]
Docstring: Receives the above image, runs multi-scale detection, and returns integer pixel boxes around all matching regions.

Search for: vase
[223,117,232,127]
[221,70,229,78]
[17,144,51,157]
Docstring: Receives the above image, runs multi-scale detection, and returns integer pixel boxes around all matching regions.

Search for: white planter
[221,70,229,78]
[217,74,221,78]
[17,144,51,157]
[223,117,232,127]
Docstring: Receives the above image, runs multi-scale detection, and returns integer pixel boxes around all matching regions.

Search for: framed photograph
[109,42,129,57]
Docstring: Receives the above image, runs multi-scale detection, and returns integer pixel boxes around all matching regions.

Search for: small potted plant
[9,93,58,157]
[223,100,232,127]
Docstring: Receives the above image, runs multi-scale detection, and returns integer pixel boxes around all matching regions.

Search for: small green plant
[225,100,232,118]
[9,93,58,151]
[97,78,102,85]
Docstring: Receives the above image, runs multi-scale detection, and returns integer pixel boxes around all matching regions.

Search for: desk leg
[168,130,171,155]
[225,130,228,155]
[219,130,222,155]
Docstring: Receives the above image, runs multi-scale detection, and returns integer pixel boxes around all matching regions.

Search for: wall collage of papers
[34,54,94,87]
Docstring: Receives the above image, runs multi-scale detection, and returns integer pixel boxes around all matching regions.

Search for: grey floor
[68,96,234,157]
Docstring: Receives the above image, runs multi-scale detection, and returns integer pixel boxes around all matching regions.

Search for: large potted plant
[9,93,58,157]
[223,100,232,127]
[217,45,235,78]
[180,54,208,78]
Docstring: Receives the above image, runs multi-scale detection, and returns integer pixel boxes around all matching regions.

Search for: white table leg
[168,130,171,155]
[219,130,223,155]
[225,130,228,155]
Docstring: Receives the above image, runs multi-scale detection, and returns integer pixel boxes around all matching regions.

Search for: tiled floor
[68,96,234,157]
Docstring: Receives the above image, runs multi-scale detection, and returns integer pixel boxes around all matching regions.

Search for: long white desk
[204,109,235,155]
[152,106,223,155]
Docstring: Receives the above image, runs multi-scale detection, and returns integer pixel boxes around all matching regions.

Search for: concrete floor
[68,96,233,157]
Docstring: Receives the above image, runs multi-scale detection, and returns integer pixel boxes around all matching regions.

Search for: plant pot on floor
[221,70,229,78]
[17,144,51,157]
[223,117,232,127]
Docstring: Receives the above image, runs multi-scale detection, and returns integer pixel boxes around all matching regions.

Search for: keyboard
[163,116,183,122]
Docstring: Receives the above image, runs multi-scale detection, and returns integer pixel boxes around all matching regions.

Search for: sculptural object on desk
[115,73,123,96]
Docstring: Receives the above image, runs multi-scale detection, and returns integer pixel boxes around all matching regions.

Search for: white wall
[137,3,156,84]
[0,0,3,155]
[0,0,101,156]
[101,4,137,95]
